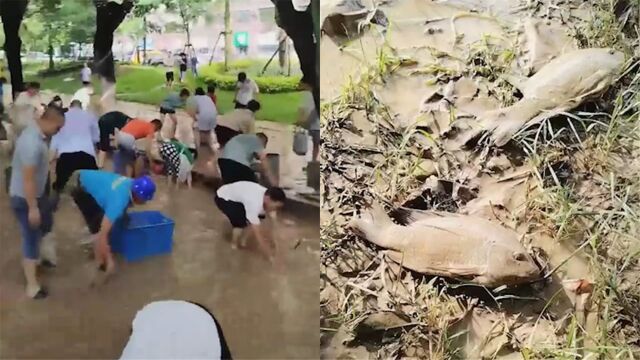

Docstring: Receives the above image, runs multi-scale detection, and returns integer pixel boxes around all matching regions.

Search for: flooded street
[0,179,320,359]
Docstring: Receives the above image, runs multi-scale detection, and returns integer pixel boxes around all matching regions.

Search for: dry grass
[321,0,640,358]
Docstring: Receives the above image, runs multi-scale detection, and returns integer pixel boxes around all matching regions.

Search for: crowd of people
[1,66,309,300]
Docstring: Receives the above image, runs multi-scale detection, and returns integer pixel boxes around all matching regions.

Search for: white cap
[120,300,223,359]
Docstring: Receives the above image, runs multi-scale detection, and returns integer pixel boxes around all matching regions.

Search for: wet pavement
[0,179,320,359]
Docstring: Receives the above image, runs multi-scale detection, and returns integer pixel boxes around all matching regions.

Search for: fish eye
[513,252,526,261]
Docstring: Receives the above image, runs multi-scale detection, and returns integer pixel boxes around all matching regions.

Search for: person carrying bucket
[62,170,156,283]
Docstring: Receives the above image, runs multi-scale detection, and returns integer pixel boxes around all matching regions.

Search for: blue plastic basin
[109,211,174,262]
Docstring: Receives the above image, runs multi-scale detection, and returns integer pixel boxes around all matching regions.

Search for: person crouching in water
[49,100,99,212]
[156,139,194,188]
[215,182,286,265]
[9,106,65,299]
[64,170,156,281]
[159,88,190,139]
[217,133,277,186]
[114,118,162,177]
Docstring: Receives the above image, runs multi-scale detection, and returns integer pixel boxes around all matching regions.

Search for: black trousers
[218,158,258,185]
[274,0,319,112]
[234,101,247,109]
[53,151,98,192]
[215,126,241,148]
[215,196,248,229]
[71,187,104,234]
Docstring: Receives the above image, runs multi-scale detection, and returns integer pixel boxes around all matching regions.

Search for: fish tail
[350,202,395,247]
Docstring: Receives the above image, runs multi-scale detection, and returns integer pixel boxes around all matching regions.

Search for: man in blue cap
[64,169,156,279]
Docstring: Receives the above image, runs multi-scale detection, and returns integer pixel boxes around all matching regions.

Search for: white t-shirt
[217,181,266,225]
[235,79,259,106]
[81,66,92,83]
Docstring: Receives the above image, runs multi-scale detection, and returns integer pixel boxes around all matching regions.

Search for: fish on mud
[456,48,625,147]
[350,202,541,287]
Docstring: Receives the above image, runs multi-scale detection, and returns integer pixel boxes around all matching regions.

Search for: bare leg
[231,228,242,250]
[23,258,45,298]
[97,150,107,169]
[169,113,178,139]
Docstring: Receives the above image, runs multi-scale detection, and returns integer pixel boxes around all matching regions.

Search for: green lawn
[33,64,302,124]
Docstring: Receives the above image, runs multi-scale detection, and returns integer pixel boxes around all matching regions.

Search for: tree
[93,0,134,110]
[162,0,209,47]
[131,0,161,64]
[224,0,230,70]
[0,0,28,99]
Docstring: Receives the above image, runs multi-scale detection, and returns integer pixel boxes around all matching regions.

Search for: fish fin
[350,202,397,248]
[392,206,447,225]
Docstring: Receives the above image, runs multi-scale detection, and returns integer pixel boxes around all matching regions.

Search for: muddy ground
[0,178,320,359]
[321,0,639,358]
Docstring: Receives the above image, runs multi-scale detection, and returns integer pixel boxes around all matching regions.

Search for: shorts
[309,129,320,146]
[234,101,248,109]
[10,196,53,260]
[215,196,248,229]
[218,158,258,184]
[160,107,176,115]
[215,126,241,147]
[53,151,98,193]
[116,131,136,151]
[179,65,187,72]
[196,116,216,131]
[165,71,174,82]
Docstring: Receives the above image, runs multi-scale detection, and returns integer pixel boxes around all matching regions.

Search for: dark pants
[53,152,98,192]
[98,112,130,152]
[234,101,247,109]
[10,196,53,260]
[71,187,104,234]
[274,0,319,112]
[215,126,241,148]
[215,196,248,229]
[218,158,258,184]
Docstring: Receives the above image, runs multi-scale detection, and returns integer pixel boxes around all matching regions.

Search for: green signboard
[233,32,249,48]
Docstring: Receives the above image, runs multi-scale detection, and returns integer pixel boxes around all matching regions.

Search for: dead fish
[457,48,625,147]
[350,203,540,287]
[321,0,388,40]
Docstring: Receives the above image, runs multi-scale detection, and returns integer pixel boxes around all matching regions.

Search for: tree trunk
[224,0,232,71]
[93,0,133,110]
[48,33,55,70]
[0,0,28,99]
[142,16,148,64]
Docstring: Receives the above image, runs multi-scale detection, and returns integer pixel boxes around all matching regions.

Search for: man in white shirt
[80,62,92,84]
[50,100,99,205]
[215,182,286,264]
[233,72,259,109]
[71,81,94,110]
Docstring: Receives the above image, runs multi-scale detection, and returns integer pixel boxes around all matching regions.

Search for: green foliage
[162,0,210,38]
[34,64,303,123]
[200,60,302,93]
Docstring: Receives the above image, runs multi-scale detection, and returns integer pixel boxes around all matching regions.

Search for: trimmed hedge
[199,59,301,94]
[37,61,85,76]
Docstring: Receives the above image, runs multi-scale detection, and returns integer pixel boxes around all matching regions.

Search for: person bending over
[49,100,100,212]
[65,170,156,281]
[215,182,286,265]
[160,88,190,138]
[97,111,131,169]
[114,118,162,177]
[215,100,260,148]
[217,133,277,186]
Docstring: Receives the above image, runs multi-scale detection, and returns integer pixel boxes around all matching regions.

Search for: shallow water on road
[0,179,319,359]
